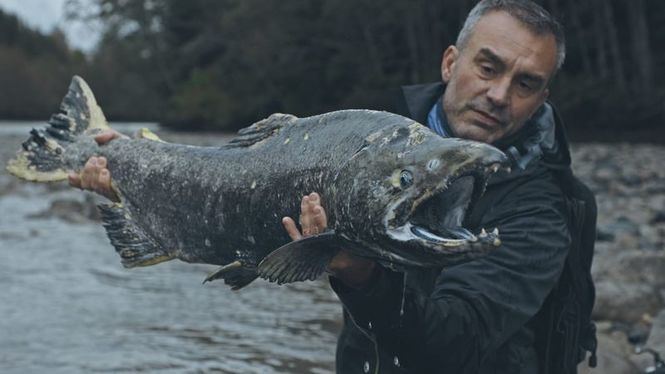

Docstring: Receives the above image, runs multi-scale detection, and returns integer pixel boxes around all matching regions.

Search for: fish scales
[93,111,401,267]
[7,76,509,289]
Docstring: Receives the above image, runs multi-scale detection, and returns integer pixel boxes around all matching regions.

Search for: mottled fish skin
[7,76,508,288]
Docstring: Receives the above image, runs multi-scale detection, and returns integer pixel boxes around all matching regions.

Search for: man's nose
[486,78,511,107]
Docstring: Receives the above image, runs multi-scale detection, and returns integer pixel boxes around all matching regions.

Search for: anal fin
[98,203,174,267]
[258,231,340,285]
[203,260,258,290]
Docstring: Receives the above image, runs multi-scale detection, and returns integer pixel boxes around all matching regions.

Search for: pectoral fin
[258,231,341,285]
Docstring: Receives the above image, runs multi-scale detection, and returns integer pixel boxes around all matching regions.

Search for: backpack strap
[536,168,598,374]
[562,171,598,368]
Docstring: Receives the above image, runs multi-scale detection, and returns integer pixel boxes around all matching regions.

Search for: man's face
[441,11,558,144]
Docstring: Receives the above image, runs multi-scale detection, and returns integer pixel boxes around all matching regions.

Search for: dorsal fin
[226,113,297,148]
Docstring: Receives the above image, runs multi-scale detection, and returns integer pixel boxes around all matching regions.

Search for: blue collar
[426,99,451,138]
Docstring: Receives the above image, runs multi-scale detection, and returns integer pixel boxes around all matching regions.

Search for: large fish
[7,76,508,289]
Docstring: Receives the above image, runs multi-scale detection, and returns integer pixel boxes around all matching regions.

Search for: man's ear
[441,46,458,83]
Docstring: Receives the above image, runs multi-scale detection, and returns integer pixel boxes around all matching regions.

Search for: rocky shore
[573,143,665,373]
[2,129,664,373]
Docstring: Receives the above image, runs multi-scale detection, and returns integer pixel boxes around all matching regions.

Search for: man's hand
[68,129,127,202]
[282,192,328,239]
[282,192,377,289]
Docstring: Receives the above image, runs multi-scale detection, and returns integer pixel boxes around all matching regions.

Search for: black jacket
[331,83,574,373]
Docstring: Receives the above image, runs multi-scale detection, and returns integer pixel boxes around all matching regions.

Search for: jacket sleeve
[330,172,571,372]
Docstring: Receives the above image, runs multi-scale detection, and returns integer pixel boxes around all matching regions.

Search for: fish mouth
[409,174,491,243]
[385,161,507,262]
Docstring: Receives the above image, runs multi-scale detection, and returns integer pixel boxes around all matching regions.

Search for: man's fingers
[301,195,310,212]
[98,170,111,192]
[282,217,302,241]
[309,192,320,204]
[85,156,96,169]
[313,205,328,228]
[87,159,101,190]
[94,131,113,144]
[68,173,81,188]
[299,195,315,236]
[79,164,92,189]
[84,156,99,180]
[300,195,311,225]
[94,130,124,145]
[70,154,117,201]
[78,156,109,192]
[294,192,329,237]
[309,193,326,227]
[281,193,327,241]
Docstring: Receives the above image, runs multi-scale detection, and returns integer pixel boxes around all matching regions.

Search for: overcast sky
[0,0,100,51]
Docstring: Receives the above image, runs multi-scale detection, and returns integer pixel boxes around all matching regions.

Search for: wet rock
[593,281,662,324]
[578,330,638,374]
[629,310,665,372]
[630,347,662,372]
[645,310,665,359]
[605,217,641,237]
[594,251,665,287]
[627,321,651,345]
[596,226,616,242]
[621,174,643,187]
[652,211,665,224]
[593,250,665,325]
[616,233,641,251]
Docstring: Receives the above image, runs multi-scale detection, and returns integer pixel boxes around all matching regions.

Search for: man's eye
[479,64,496,77]
[518,81,536,94]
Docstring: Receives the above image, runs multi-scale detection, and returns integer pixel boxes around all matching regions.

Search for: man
[72,1,585,372]
[290,2,576,372]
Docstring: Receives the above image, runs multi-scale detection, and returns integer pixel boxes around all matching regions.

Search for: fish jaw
[377,138,509,267]
[384,223,501,267]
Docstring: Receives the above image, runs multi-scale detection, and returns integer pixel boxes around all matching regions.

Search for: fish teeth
[479,228,488,238]
[492,228,499,236]
[442,239,466,247]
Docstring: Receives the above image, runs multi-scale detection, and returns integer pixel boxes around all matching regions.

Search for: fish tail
[6,76,110,182]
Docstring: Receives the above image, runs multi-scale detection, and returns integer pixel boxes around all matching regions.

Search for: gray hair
[456,0,566,71]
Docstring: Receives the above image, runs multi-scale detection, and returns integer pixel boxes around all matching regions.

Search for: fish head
[340,122,509,268]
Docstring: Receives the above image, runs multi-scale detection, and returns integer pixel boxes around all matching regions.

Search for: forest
[1,0,664,140]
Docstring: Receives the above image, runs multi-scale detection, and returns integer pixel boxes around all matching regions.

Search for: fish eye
[399,170,413,189]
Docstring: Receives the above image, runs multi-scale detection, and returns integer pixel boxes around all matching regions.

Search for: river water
[0,121,341,374]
